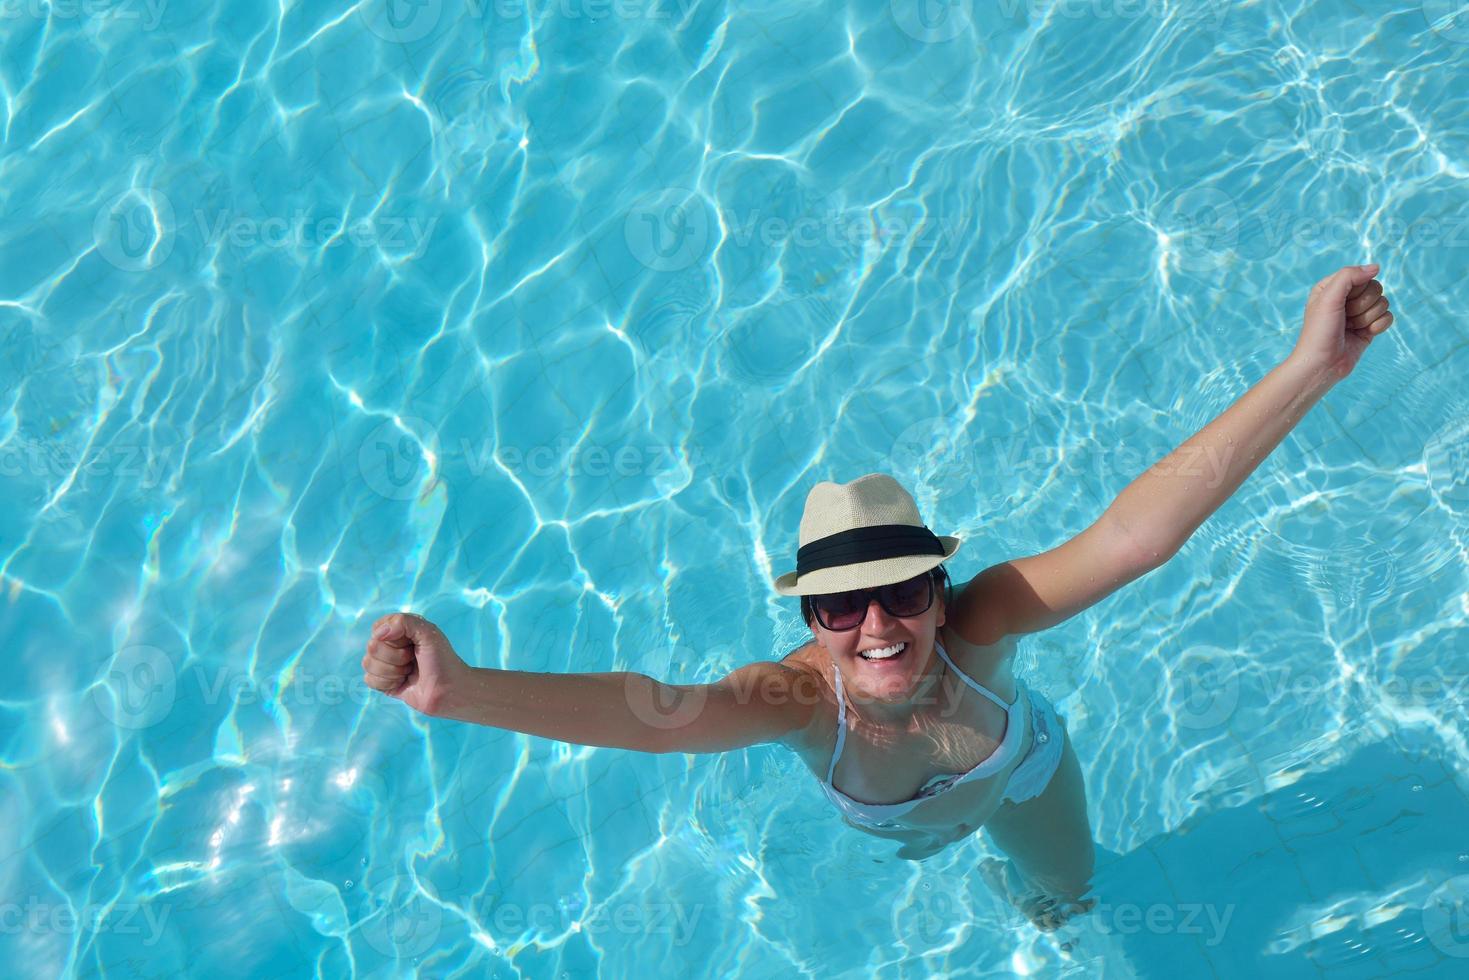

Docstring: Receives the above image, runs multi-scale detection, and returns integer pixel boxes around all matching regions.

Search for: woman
[361,264,1394,930]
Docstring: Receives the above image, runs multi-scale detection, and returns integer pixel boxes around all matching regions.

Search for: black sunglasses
[809,572,936,631]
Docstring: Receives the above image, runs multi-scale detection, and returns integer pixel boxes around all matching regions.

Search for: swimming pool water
[3,0,1469,976]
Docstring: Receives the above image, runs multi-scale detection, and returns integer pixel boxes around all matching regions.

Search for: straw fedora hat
[773,473,961,596]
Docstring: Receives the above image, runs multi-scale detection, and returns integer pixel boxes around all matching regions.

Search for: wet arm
[433,661,817,755]
[1107,354,1340,559]
[949,355,1340,642]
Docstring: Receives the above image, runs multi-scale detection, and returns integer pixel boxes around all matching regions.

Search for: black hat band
[795,524,945,577]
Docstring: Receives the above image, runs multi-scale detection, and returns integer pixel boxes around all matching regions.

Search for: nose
[862,597,896,631]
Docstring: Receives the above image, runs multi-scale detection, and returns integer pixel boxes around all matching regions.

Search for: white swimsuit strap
[934,639,1016,711]
[825,660,847,784]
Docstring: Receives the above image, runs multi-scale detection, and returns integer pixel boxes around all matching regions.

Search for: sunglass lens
[880,574,932,617]
[814,591,867,630]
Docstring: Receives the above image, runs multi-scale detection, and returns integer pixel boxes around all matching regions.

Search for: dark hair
[799,564,953,629]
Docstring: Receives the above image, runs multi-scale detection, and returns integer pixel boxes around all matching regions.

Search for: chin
[869,673,919,701]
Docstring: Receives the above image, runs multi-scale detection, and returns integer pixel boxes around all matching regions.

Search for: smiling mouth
[857,641,907,662]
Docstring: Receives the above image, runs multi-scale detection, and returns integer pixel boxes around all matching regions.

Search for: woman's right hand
[1287,262,1393,381]
[362,612,469,717]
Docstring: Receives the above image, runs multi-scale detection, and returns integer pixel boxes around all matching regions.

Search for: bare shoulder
[939,621,1020,699]
[772,640,837,760]
[945,571,1011,648]
[716,654,823,701]
[777,638,824,673]
[775,640,833,709]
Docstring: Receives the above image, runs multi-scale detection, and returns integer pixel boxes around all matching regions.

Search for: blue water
[3,0,1469,976]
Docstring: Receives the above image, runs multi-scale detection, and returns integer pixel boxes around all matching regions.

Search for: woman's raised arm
[948,263,1395,642]
[1108,262,1393,559]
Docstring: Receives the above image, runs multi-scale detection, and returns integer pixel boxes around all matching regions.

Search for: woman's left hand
[1288,263,1395,380]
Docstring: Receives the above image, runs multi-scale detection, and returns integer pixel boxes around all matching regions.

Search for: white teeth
[859,642,906,661]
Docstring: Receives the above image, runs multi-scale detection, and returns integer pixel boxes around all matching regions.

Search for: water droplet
[1411,784,1424,792]
[345,880,354,889]
[1459,853,1468,863]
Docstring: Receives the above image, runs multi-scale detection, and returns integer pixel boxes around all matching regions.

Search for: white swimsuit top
[820,638,1027,829]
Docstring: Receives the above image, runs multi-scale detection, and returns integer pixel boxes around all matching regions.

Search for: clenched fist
[362,612,469,717]
[1289,263,1395,381]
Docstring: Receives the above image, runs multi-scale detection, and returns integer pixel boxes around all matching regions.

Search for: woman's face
[810,576,947,705]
